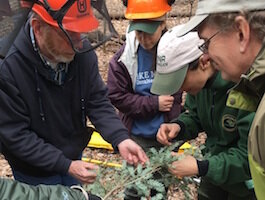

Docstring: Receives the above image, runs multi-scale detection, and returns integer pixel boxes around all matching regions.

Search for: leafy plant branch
[84,141,204,200]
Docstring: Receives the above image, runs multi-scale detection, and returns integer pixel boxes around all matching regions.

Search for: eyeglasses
[198,30,221,54]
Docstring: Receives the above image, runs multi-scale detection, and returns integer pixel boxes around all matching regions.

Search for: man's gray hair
[204,10,265,42]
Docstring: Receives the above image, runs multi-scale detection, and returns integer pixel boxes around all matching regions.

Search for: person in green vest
[152,24,256,199]
[174,0,265,199]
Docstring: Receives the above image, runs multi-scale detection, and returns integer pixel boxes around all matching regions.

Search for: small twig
[102,173,131,200]
[103,166,162,200]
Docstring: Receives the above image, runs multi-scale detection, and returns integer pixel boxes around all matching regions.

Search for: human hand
[158,95,174,112]
[118,139,148,165]
[68,160,99,184]
[168,154,198,177]
[181,91,187,107]
[156,123,181,145]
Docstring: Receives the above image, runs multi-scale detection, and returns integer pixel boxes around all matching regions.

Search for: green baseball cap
[177,0,265,36]
[128,20,162,34]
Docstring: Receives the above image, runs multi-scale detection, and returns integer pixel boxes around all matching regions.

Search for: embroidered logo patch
[157,55,168,67]
[222,114,237,132]
[77,0,87,13]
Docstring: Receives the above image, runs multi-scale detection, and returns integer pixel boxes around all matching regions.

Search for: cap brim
[128,21,161,34]
[176,14,208,37]
[151,65,188,95]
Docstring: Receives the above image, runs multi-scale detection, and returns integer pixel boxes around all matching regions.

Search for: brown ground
[0,0,201,199]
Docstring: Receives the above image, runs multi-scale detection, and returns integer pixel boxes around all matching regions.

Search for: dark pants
[198,178,257,200]
[12,170,80,187]
[124,135,167,200]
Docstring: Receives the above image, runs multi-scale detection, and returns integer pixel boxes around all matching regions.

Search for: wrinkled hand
[68,160,99,184]
[169,154,198,177]
[158,95,174,112]
[156,123,181,145]
[118,139,148,165]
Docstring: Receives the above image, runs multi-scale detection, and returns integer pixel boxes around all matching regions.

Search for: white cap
[151,24,204,95]
[177,0,265,36]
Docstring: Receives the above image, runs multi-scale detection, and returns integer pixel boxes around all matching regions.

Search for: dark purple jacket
[107,42,182,134]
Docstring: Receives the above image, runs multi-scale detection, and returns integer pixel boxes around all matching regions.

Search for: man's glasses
[198,30,221,54]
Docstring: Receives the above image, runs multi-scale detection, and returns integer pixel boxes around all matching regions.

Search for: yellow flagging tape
[82,157,122,168]
[179,142,192,149]
[87,131,114,151]
[178,142,195,154]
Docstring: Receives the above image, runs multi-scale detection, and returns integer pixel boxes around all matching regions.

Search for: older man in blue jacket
[0,0,147,187]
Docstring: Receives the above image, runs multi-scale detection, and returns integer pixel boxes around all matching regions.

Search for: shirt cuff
[196,159,209,177]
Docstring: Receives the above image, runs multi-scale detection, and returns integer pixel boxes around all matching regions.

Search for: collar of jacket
[118,28,139,90]
[234,38,265,98]
[245,38,265,82]
[204,71,235,91]
[13,20,76,84]
[226,38,265,111]
[206,71,232,89]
